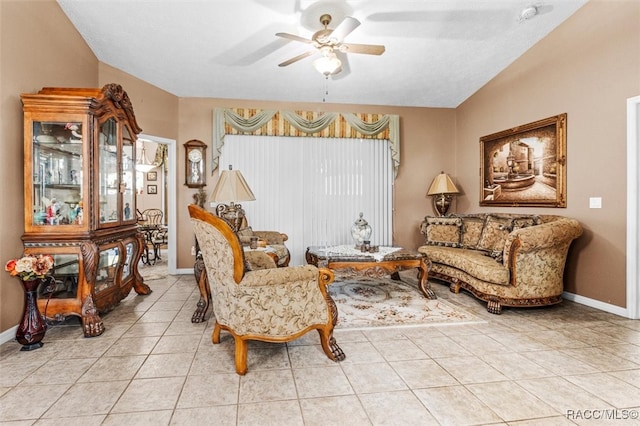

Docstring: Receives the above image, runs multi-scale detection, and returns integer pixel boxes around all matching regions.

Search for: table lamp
[427,172,460,216]
[210,165,256,231]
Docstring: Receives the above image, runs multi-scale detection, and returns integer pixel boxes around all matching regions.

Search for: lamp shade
[427,172,460,196]
[210,167,256,202]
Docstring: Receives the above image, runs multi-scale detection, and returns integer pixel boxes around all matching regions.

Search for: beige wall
[455,0,640,307]
[99,63,179,140]
[0,0,99,332]
[175,99,455,269]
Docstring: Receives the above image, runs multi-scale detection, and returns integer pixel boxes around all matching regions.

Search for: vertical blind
[219,135,393,265]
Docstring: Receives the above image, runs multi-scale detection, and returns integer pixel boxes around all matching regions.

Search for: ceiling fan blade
[328,16,360,44]
[331,51,351,80]
[340,43,385,55]
[275,32,313,44]
[278,50,316,67]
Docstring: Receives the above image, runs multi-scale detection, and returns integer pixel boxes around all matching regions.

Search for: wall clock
[184,139,207,188]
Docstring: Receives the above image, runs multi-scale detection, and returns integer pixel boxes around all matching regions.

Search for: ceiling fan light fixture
[313,53,342,76]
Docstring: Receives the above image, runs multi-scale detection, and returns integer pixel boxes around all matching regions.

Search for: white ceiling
[57,0,588,108]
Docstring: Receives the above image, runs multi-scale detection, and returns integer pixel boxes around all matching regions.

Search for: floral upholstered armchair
[188,204,345,375]
[191,213,290,323]
[236,216,290,267]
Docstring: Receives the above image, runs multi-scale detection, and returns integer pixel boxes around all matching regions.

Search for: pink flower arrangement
[5,255,54,281]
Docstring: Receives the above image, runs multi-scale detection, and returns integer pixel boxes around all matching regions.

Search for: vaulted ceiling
[57,0,588,108]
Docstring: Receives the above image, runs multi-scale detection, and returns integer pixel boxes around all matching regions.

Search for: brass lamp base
[433,194,453,216]
[215,202,246,232]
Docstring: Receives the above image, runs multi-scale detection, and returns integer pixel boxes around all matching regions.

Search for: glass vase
[351,212,372,248]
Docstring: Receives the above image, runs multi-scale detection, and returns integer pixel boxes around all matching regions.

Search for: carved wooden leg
[132,280,152,296]
[318,327,345,362]
[316,267,344,361]
[328,334,346,361]
[132,233,152,295]
[320,290,345,361]
[81,295,104,337]
[192,258,211,323]
[235,338,248,375]
[487,300,503,314]
[212,321,222,344]
[418,259,436,299]
[449,278,461,294]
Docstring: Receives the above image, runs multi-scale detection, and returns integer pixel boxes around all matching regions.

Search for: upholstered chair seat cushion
[419,246,510,286]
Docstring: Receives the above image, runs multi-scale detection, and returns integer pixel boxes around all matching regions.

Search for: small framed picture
[147,171,157,181]
[147,184,157,194]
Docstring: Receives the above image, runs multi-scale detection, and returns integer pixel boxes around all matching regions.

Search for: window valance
[213,108,400,178]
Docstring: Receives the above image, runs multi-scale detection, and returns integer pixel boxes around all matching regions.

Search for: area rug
[138,255,168,281]
[329,273,483,330]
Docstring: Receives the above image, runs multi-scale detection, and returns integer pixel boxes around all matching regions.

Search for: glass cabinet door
[122,126,135,222]
[38,253,80,300]
[31,121,83,227]
[98,118,119,224]
[95,246,119,293]
[122,241,135,280]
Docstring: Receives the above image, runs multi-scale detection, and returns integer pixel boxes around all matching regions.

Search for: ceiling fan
[276,14,385,76]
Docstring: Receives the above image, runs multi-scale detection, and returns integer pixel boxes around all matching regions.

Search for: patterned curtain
[152,144,168,172]
[213,108,400,178]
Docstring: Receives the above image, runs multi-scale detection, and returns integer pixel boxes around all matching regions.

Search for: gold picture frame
[146,171,157,181]
[147,184,157,194]
[480,113,567,207]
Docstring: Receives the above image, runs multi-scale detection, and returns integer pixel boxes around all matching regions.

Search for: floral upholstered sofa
[417,213,582,314]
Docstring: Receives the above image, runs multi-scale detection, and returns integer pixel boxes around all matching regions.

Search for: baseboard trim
[0,325,17,346]
[175,268,193,275]
[563,291,629,318]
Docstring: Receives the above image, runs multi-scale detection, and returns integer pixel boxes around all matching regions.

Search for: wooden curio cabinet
[21,84,151,337]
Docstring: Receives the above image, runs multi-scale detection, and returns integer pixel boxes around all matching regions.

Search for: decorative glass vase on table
[4,254,54,351]
[351,212,372,250]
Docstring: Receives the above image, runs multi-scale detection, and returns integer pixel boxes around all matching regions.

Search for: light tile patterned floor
[1,261,639,425]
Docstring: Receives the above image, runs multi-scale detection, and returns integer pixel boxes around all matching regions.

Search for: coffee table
[305,245,435,299]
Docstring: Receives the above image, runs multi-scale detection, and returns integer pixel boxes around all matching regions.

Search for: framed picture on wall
[147,184,157,194]
[147,171,157,181]
[480,113,567,207]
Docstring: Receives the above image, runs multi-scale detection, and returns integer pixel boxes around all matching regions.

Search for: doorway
[138,134,177,275]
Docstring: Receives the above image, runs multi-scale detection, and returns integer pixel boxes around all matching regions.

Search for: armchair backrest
[188,204,244,284]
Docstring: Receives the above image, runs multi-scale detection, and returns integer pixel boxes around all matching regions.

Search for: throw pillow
[236,226,254,245]
[459,215,486,249]
[421,216,462,247]
[243,251,276,271]
[476,215,513,260]
[511,215,541,231]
